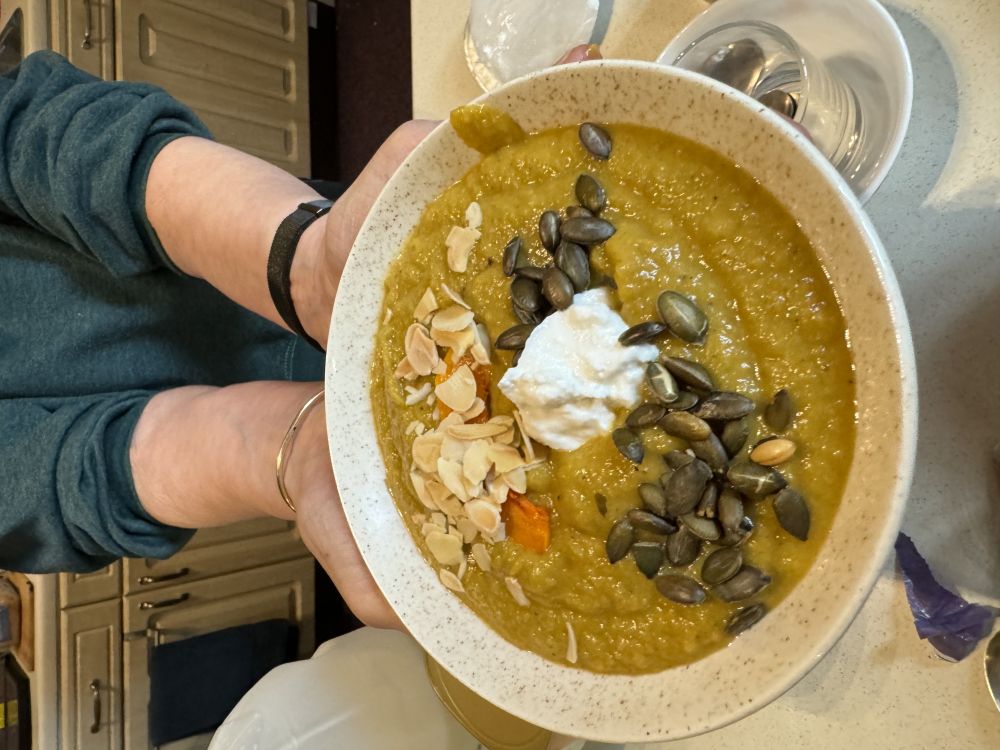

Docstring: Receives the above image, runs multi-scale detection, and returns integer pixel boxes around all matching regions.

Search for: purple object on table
[895,532,999,662]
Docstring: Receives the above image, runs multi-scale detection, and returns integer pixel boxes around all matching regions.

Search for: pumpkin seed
[511,276,543,312]
[495,323,536,350]
[502,236,522,276]
[560,216,616,245]
[717,487,744,533]
[750,437,796,466]
[554,241,590,292]
[578,122,612,159]
[696,481,719,518]
[514,265,547,281]
[632,542,665,579]
[595,492,608,516]
[511,348,522,367]
[726,460,787,497]
[657,291,708,344]
[655,574,706,604]
[627,402,667,428]
[639,482,669,517]
[664,450,695,470]
[691,391,755,421]
[663,357,715,392]
[612,427,644,464]
[513,301,544,325]
[659,411,712,441]
[716,525,752,547]
[773,487,810,540]
[619,321,667,346]
[646,362,679,404]
[764,388,795,432]
[665,526,701,566]
[721,417,751,457]
[667,391,700,411]
[665,458,712,516]
[714,566,772,602]
[564,205,593,219]
[539,210,561,252]
[606,519,635,563]
[689,433,729,474]
[575,174,607,213]
[725,603,768,635]
[680,513,722,541]
[701,547,743,585]
[542,266,575,310]
[627,508,677,536]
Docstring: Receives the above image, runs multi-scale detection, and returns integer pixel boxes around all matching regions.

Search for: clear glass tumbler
[672,20,867,182]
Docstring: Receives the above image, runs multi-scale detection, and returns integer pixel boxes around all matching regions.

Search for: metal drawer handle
[138,593,190,610]
[138,567,190,586]
[81,0,93,49]
[89,679,101,733]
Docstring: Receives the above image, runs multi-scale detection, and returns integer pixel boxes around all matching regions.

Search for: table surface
[411,1,1000,747]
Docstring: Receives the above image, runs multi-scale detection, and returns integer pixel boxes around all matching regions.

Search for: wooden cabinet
[61,562,122,608]
[60,599,124,750]
[115,0,311,175]
[49,0,311,175]
[122,557,314,750]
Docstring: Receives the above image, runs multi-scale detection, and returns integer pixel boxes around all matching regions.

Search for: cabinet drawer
[60,563,122,608]
[51,0,115,79]
[123,557,314,750]
[60,599,123,750]
[123,518,304,594]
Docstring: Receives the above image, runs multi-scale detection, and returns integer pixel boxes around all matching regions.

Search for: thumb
[556,44,602,65]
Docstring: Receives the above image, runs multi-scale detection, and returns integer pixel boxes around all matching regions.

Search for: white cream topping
[498,289,658,451]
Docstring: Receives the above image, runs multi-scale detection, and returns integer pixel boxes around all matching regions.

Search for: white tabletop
[411,1,1000,747]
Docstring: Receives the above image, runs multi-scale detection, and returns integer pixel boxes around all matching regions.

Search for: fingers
[556,44,602,64]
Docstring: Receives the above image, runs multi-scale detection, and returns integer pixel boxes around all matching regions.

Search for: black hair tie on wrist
[267,199,332,351]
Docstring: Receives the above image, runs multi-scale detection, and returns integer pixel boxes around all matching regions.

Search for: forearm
[130,381,326,528]
[145,137,333,343]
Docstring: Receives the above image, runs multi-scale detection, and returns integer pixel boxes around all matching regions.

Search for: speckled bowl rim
[325,60,917,742]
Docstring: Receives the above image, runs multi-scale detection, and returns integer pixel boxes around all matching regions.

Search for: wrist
[290,213,338,347]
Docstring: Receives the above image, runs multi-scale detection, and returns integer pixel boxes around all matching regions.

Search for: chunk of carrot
[435,351,491,421]
[502,492,550,553]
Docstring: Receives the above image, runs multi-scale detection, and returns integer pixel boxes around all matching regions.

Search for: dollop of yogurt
[498,288,658,451]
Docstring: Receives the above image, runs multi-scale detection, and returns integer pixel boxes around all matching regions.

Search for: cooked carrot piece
[502,492,551,553]
[435,351,491,421]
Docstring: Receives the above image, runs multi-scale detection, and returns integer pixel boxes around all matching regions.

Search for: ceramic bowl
[325,60,916,742]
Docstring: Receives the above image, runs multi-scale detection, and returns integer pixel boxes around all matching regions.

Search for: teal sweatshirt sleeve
[0,394,194,573]
[0,51,211,275]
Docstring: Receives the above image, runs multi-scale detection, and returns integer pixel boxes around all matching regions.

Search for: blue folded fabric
[148,619,298,746]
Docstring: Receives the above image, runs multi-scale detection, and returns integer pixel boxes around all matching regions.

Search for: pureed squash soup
[371,106,856,674]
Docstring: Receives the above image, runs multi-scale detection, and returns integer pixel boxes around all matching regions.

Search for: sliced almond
[446,225,480,273]
[486,477,509,506]
[431,324,477,358]
[405,420,421,436]
[447,422,507,440]
[435,365,477,413]
[405,323,439,376]
[411,512,428,526]
[440,568,465,593]
[441,435,471,462]
[432,360,448,376]
[383,308,394,325]
[404,382,433,406]
[465,200,483,230]
[487,443,525,474]
[489,415,515,428]
[470,323,492,366]
[440,411,465,430]
[513,410,536,462]
[456,517,479,544]
[465,499,501,535]
[463,439,492,486]
[430,511,448,529]
[438,495,466,520]
[565,621,578,664]
[492,522,507,542]
[502,466,527,494]
[431,305,475,333]
[414,422,427,436]
[437,457,470,502]
[412,431,444,473]
[413,287,438,322]
[410,472,437,510]
[495,426,516,445]
[459,397,486,422]
[421,522,442,537]
[505,576,530,607]
[426,530,464,566]
[440,283,471,309]
[394,355,417,381]
[471,543,492,572]
[458,558,468,579]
